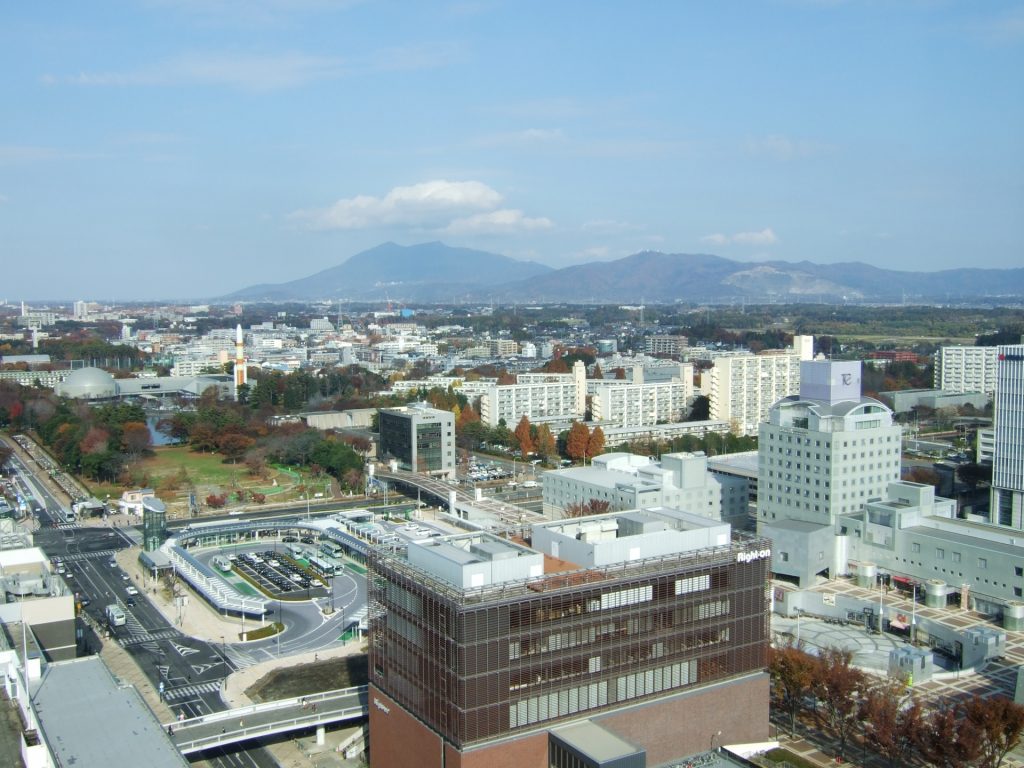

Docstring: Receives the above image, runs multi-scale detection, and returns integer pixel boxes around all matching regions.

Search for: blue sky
[2,1,1022,301]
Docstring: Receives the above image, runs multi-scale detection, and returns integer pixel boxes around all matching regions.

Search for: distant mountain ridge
[225,242,553,302]
[223,242,1024,303]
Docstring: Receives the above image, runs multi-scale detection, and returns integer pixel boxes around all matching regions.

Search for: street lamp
[710,730,722,752]
[911,583,918,645]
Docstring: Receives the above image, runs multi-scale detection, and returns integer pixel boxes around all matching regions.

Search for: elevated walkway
[166,685,368,755]
[162,543,269,618]
[376,469,545,531]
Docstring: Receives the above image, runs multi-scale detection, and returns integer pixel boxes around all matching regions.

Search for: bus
[320,542,343,558]
[308,556,337,578]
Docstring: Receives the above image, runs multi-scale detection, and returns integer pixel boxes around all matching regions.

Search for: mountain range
[223,242,1024,304]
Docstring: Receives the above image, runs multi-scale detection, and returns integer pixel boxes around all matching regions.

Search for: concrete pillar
[924,579,947,609]
[448,490,457,514]
[857,562,877,589]
[474,488,483,502]
[316,725,326,746]
[1003,601,1024,632]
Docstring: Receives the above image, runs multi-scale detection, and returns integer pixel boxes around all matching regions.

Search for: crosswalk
[121,628,182,647]
[61,548,116,563]
[224,646,259,670]
[164,681,223,701]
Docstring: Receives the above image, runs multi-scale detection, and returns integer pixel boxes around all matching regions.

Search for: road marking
[190,662,221,675]
[171,642,200,657]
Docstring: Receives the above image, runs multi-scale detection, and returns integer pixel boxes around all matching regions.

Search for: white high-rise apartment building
[992,345,1024,529]
[704,341,810,436]
[758,359,902,527]
[588,379,691,427]
[934,346,999,396]
[479,361,586,427]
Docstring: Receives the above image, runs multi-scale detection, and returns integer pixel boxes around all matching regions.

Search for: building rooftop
[551,720,644,762]
[30,657,187,767]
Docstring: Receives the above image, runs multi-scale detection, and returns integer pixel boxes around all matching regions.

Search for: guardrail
[166,686,368,755]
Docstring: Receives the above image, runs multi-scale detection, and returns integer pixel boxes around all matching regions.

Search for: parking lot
[229,550,328,600]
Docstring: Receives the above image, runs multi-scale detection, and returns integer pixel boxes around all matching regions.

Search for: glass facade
[368,534,771,748]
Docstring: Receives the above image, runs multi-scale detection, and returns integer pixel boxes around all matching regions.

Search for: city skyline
[2,1,1022,300]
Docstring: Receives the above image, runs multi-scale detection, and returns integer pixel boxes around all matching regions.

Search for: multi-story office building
[368,509,771,768]
[479,362,586,427]
[704,343,809,437]
[758,360,902,586]
[377,402,456,477]
[992,345,1024,530]
[934,345,999,396]
[542,452,748,525]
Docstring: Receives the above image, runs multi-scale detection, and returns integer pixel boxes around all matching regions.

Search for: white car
[125,586,139,596]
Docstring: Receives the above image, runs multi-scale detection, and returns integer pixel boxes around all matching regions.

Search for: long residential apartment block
[703,336,812,437]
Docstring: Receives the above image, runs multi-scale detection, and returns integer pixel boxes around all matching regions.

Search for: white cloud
[369,42,462,72]
[445,209,553,235]
[744,134,833,161]
[474,128,566,148]
[0,145,60,164]
[293,180,505,230]
[52,51,346,91]
[702,228,779,246]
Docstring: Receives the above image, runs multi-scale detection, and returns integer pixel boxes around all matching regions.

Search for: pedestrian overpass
[375,468,545,531]
[166,685,368,755]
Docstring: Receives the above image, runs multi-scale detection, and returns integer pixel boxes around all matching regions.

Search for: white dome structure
[57,367,118,400]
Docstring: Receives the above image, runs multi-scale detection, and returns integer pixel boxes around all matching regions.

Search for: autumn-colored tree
[917,702,982,768]
[121,421,152,459]
[563,501,586,519]
[769,641,818,737]
[457,402,480,430]
[964,694,1024,768]
[904,465,940,487]
[587,426,605,459]
[80,426,111,455]
[812,647,867,761]
[591,363,604,380]
[566,421,590,462]
[514,415,534,457]
[342,467,363,492]
[218,433,255,463]
[587,498,610,515]
[205,493,228,509]
[859,679,923,767]
[245,454,267,478]
[613,367,627,380]
[543,358,569,374]
[535,423,557,461]
[250,492,266,504]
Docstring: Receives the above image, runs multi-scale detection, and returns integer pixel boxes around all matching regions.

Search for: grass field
[83,444,317,517]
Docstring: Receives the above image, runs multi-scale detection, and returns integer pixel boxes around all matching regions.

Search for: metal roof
[31,657,188,767]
